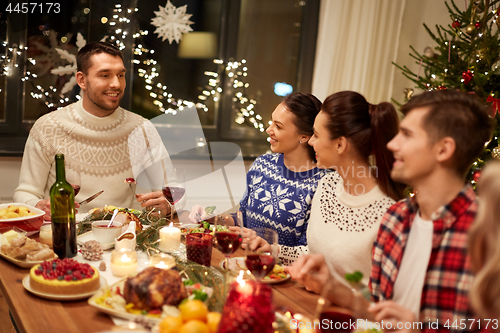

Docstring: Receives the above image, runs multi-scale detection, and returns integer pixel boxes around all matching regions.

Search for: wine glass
[214,211,243,271]
[162,168,186,220]
[314,281,356,333]
[244,227,278,282]
[66,172,81,197]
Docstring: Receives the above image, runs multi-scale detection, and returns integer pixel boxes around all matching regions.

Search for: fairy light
[6,2,263,133]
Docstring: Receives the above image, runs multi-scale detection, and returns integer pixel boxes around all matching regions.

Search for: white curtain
[312,0,406,103]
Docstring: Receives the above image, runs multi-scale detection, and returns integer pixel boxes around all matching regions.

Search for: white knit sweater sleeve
[13,133,54,206]
[279,244,308,266]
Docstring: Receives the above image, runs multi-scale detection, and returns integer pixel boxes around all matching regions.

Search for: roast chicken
[123,267,187,310]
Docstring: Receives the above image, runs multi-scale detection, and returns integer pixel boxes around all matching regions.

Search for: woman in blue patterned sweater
[190,93,332,253]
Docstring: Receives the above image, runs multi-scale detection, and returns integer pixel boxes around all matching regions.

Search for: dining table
[0,230,343,333]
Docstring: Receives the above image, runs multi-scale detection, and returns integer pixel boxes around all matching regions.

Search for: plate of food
[220,257,291,284]
[89,266,214,326]
[0,203,45,233]
[23,258,104,300]
[0,232,57,268]
[180,222,228,235]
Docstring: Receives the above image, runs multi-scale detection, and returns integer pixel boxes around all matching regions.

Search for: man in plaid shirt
[287,90,494,332]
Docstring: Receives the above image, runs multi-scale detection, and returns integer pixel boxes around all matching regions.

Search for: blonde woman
[468,161,500,330]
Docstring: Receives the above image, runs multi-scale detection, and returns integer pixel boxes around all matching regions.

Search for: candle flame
[121,254,131,263]
[236,270,245,286]
[169,222,174,228]
[156,261,169,269]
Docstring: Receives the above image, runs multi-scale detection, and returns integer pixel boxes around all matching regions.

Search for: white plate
[220,257,291,284]
[0,251,58,268]
[77,231,114,250]
[22,275,107,301]
[0,203,45,222]
[88,279,163,326]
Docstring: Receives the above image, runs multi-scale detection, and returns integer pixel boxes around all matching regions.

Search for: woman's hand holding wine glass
[214,211,243,263]
[244,228,278,281]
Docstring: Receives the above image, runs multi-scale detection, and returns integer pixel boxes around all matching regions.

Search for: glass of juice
[186,233,213,266]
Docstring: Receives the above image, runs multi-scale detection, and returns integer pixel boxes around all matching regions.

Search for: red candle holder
[217,274,274,333]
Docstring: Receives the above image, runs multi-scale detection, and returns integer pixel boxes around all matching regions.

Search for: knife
[78,190,104,205]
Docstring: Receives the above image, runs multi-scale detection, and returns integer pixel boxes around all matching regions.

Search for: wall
[0,157,22,203]
[390,0,450,105]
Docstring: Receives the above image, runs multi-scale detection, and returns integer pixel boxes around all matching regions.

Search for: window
[0,0,319,158]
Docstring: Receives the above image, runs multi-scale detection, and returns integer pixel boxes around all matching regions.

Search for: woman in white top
[253,91,405,282]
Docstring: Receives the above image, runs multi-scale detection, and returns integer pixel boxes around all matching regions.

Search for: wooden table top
[0,243,323,333]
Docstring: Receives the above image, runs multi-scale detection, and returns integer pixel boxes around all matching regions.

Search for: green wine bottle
[50,154,77,258]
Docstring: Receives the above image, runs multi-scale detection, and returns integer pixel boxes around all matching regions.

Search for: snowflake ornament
[50,32,86,94]
[31,30,74,76]
[151,0,193,44]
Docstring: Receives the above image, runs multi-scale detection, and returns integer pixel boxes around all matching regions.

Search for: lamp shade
[178,32,218,59]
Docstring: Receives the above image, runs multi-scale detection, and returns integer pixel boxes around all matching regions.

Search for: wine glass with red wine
[313,281,356,333]
[66,172,81,197]
[244,227,279,282]
[162,168,185,219]
[214,210,243,264]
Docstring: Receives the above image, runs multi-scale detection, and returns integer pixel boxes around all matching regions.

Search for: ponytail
[369,103,406,201]
[322,91,406,201]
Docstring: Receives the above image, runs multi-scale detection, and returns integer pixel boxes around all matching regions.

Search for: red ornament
[475,22,481,29]
[473,170,482,182]
[438,85,446,90]
[462,70,473,84]
[452,20,460,28]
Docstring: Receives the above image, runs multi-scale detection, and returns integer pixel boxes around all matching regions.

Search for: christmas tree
[394,0,500,186]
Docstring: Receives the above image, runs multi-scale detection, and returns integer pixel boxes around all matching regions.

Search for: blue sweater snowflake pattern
[240,153,331,247]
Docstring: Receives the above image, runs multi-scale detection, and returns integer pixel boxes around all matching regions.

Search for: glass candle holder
[110,248,138,277]
[218,272,274,333]
[148,253,176,270]
[39,224,53,248]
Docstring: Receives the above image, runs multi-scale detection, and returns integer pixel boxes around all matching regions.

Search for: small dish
[22,275,106,300]
[92,220,123,244]
[78,231,114,250]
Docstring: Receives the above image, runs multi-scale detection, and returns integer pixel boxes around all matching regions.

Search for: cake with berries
[29,258,100,295]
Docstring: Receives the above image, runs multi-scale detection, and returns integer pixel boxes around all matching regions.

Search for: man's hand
[35,199,80,221]
[286,254,331,294]
[35,199,51,221]
[136,191,170,216]
[369,301,420,333]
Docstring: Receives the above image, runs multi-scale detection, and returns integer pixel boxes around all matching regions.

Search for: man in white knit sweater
[14,42,173,220]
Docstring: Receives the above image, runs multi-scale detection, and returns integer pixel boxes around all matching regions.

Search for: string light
[5,2,265,132]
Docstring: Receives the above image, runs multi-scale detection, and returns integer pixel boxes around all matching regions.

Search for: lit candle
[148,253,176,270]
[110,249,138,277]
[218,271,275,333]
[159,222,181,252]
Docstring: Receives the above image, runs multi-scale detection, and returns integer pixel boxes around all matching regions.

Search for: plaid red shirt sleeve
[370,185,478,333]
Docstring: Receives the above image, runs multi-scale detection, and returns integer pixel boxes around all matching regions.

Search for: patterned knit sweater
[14,100,173,211]
[281,172,395,280]
[239,153,331,253]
